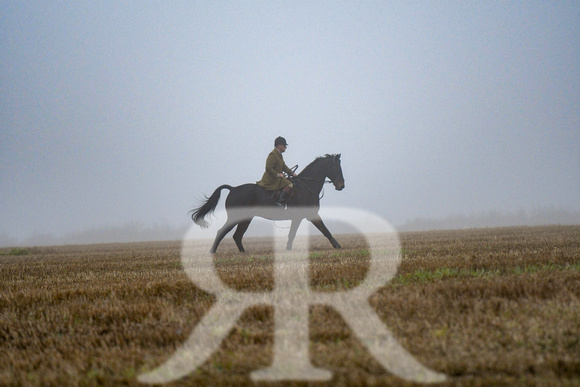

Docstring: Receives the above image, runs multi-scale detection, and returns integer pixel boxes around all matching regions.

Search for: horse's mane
[316,154,339,161]
[299,154,339,176]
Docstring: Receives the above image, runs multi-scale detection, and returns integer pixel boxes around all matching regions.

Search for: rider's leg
[276,184,293,206]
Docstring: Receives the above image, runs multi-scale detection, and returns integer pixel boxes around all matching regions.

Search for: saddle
[266,187,287,201]
[261,168,298,205]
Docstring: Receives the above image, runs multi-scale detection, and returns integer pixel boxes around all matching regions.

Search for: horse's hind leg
[233,219,252,253]
[210,221,237,253]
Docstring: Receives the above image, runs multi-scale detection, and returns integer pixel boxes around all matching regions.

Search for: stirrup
[276,190,289,207]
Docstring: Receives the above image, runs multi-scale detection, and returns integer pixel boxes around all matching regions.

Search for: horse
[190,154,345,253]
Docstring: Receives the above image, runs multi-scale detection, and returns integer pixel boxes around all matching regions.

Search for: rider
[257,136,297,206]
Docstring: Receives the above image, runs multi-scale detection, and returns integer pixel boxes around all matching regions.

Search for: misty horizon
[1,206,578,248]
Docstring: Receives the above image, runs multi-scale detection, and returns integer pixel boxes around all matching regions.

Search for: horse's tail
[189,185,233,228]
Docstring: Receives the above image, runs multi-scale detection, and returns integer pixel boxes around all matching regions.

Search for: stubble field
[0,225,579,386]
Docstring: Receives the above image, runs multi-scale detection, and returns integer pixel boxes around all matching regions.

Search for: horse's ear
[336,154,341,160]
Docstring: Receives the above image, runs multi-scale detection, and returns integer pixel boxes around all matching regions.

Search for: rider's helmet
[274,136,288,147]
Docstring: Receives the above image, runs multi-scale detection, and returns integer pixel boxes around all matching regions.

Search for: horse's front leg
[286,218,303,250]
[308,215,341,249]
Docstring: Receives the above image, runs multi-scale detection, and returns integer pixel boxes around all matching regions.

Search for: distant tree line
[0,223,189,248]
[398,207,580,232]
[1,207,579,247]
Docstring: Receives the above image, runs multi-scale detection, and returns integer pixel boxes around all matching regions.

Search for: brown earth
[0,225,578,386]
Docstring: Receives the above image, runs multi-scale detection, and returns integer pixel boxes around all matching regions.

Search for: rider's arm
[265,153,280,178]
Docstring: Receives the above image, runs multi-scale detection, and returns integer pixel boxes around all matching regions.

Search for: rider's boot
[276,186,292,207]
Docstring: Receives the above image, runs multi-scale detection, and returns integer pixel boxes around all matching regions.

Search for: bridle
[288,158,343,199]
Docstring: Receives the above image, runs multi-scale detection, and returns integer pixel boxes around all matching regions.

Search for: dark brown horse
[190,154,345,253]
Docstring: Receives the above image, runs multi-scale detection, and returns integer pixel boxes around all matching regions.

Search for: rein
[291,175,334,200]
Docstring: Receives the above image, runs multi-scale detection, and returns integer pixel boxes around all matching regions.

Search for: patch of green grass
[0,248,30,256]
[393,263,576,285]
[511,262,580,275]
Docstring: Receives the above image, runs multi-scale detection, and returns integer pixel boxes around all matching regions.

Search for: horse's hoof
[330,238,341,249]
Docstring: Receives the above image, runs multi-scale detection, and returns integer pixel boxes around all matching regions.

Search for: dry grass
[0,225,579,386]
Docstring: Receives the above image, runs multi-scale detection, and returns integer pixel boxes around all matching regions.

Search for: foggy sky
[1,2,579,245]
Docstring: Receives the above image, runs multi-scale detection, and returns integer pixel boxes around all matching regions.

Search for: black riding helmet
[274,136,288,147]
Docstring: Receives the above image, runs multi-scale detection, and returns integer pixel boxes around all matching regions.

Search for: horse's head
[326,154,345,191]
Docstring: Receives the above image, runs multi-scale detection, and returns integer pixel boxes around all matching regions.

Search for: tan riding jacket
[256,149,293,190]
